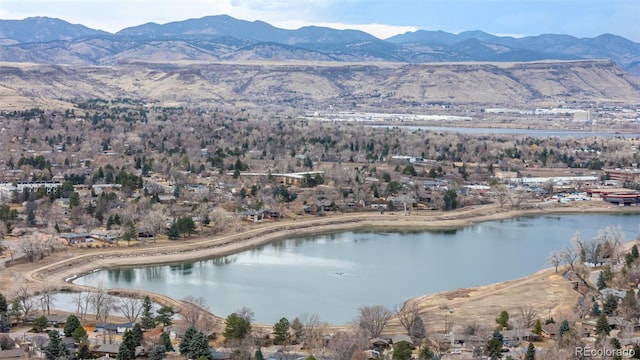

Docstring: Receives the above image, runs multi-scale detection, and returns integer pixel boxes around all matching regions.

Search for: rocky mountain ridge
[0,15,638,75]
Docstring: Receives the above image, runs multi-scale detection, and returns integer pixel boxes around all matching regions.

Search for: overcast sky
[1,0,638,41]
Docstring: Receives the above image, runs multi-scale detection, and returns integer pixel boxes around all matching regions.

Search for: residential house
[541,323,560,339]
[500,329,535,345]
[95,322,134,335]
[239,209,263,222]
[263,209,281,220]
[58,233,92,245]
[369,337,391,351]
[44,314,68,328]
[370,199,389,210]
[90,231,118,243]
[92,343,143,358]
[600,288,627,299]
[455,334,485,349]
[391,334,414,348]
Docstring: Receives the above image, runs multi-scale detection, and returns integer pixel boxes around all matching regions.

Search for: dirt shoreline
[5,201,640,328]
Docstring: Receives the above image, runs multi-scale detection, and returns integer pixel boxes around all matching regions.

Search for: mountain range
[0,15,638,76]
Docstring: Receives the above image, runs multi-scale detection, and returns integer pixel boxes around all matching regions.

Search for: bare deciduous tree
[510,188,530,209]
[141,205,167,243]
[116,296,144,323]
[394,300,420,335]
[194,203,211,232]
[19,237,43,262]
[98,295,115,323]
[492,184,510,208]
[571,231,586,263]
[561,247,578,271]
[235,306,254,323]
[299,313,323,352]
[42,235,62,257]
[15,286,37,324]
[73,292,92,320]
[80,214,99,234]
[327,330,369,360]
[38,286,57,315]
[356,305,393,338]
[586,237,601,264]
[210,208,234,234]
[517,306,538,328]
[547,251,562,273]
[180,295,214,332]
[90,285,109,321]
[598,225,624,262]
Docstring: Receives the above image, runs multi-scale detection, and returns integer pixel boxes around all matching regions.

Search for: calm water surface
[75,214,639,324]
[371,125,640,138]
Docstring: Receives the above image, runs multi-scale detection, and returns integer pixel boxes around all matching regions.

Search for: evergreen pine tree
[558,320,570,338]
[485,330,504,359]
[255,348,265,360]
[117,329,136,360]
[525,342,536,360]
[188,331,212,360]
[168,221,179,240]
[0,293,7,313]
[117,341,133,360]
[162,331,174,352]
[393,342,413,360]
[496,310,510,330]
[72,326,88,343]
[33,315,48,333]
[418,345,435,360]
[44,330,70,360]
[179,326,197,355]
[0,312,11,333]
[597,271,608,290]
[273,317,290,345]
[141,296,156,330]
[532,319,542,335]
[64,314,81,337]
[131,323,144,347]
[595,313,611,336]
[603,294,619,315]
[156,305,175,327]
[149,345,167,360]
[591,301,601,316]
[223,313,251,340]
[77,340,92,360]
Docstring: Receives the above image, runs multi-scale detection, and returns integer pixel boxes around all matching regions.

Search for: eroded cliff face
[0,60,637,110]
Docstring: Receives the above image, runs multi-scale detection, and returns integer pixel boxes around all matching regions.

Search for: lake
[74,214,639,324]
[370,125,640,138]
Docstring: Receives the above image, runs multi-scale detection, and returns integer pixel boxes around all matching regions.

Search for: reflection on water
[75,214,639,324]
[108,268,135,283]
[211,256,237,267]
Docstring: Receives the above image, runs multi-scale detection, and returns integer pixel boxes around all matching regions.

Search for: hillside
[0,60,637,110]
